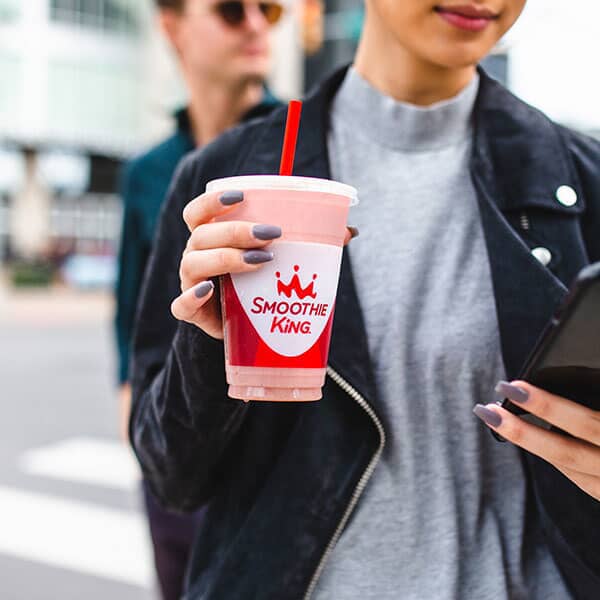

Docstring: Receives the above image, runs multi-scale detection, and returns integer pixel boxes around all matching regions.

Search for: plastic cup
[207,175,358,402]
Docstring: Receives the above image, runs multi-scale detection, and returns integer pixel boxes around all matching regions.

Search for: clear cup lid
[206,175,358,206]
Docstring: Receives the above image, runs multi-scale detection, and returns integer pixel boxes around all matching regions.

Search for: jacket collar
[469,69,578,378]
[472,67,583,215]
[241,65,582,213]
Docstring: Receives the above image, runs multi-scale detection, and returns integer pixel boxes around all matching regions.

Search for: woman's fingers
[180,247,273,291]
[496,380,600,447]
[345,226,359,246]
[170,281,223,339]
[474,381,600,500]
[183,190,244,232]
[182,189,359,247]
[473,402,600,477]
[178,191,359,339]
[171,281,214,321]
[186,221,281,253]
[185,221,358,253]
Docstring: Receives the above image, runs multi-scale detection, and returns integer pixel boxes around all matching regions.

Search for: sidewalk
[0,272,152,600]
[0,275,113,326]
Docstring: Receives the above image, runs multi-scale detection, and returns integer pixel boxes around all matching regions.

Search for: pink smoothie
[207,175,357,401]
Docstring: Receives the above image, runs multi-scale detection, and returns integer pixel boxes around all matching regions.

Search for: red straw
[279,100,303,176]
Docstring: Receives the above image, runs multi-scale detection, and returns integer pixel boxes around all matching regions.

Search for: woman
[131,1,600,598]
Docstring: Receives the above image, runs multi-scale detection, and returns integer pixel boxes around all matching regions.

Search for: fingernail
[194,280,214,298]
[243,250,274,264]
[495,380,529,404]
[252,224,282,240]
[348,226,359,239]
[473,404,502,428]
[220,190,244,205]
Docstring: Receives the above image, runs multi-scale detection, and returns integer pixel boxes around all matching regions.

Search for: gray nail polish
[243,250,274,264]
[194,281,214,298]
[495,380,529,404]
[473,404,502,428]
[252,224,282,240]
[220,190,243,205]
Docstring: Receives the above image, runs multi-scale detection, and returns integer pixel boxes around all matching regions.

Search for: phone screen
[527,281,600,411]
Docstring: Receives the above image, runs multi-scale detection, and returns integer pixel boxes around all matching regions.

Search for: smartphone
[498,261,600,433]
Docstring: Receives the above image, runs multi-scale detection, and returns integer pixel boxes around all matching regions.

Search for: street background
[0,282,152,599]
[1,1,599,599]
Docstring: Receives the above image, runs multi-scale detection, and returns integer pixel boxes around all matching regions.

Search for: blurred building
[0,0,302,281]
[508,0,600,137]
[0,0,161,271]
[302,0,361,91]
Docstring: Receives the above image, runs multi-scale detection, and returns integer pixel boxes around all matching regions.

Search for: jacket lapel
[472,172,568,379]
[472,70,583,379]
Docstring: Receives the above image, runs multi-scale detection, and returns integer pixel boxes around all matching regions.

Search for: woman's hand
[474,381,600,501]
[171,190,281,339]
[171,190,357,339]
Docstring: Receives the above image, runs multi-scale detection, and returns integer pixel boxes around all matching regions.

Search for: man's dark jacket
[131,67,600,600]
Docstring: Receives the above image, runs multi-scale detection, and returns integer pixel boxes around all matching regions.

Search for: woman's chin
[424,43,496,70]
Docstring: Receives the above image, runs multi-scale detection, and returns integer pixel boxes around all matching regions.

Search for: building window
[47,60,142,150]
[0,195,10,262]
[49,193,122,254]
[0,53,22,131]
[0,0,19,23]
[49,0,139,35]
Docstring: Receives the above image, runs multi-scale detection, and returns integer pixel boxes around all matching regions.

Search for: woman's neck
[354,15,477,106]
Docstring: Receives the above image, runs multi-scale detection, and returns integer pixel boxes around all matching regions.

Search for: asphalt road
[0,285,155,600]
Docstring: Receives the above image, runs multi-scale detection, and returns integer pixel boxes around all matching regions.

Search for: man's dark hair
[155,0,184,9]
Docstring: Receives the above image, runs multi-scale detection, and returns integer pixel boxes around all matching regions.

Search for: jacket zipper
[303,366,386,600]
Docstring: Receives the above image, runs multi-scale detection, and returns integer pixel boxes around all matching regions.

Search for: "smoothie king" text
[251,297,329,335]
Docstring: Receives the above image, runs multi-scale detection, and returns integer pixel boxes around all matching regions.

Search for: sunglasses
[212,1,284,27]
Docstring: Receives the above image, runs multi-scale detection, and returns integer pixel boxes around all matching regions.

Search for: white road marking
[19,437,141,491]
[0,485,153,587]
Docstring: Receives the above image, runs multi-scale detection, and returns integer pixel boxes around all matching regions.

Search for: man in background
[114,1,281,597]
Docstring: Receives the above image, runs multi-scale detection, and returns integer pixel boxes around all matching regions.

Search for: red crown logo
[275,265,317,300]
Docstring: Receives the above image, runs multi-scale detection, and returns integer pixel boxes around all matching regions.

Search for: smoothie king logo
[277,265,316,299]
[230,241,341,358]
[250,265,329,335]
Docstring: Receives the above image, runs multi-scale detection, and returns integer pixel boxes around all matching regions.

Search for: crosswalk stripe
[0,485,153,587]
[19,437,141,491]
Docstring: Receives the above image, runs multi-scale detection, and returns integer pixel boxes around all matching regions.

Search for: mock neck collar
[330,67,479,151]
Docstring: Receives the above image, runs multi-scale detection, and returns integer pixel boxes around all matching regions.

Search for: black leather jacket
[131,67,600,599]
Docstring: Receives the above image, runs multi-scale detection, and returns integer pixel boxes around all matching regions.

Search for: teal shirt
[115,99,279,383]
